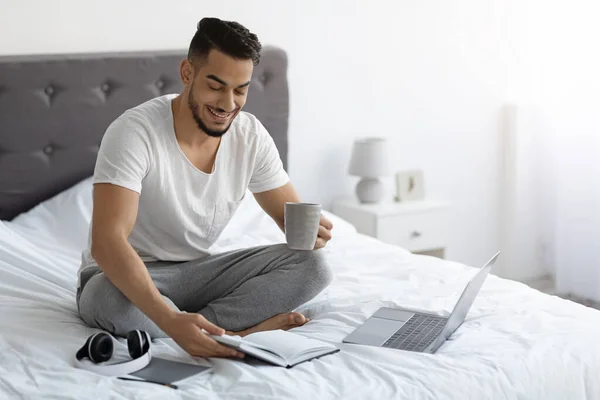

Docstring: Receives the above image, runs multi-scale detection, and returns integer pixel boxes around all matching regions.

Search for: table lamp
[348,137,391,203]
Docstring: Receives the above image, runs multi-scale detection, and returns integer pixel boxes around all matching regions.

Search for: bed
[1,47,600,400]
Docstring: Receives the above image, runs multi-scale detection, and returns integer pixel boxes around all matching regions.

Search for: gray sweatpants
[76,244,333,338]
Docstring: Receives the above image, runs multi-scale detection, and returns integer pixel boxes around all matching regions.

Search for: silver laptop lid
[435,252,500,345]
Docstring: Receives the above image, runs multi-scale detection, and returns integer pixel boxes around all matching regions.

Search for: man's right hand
[160,312,245,359]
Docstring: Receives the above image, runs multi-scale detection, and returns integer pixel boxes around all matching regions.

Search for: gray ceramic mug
[284,202,322,250]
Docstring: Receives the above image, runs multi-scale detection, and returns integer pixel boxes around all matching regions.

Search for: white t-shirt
[78,94,289,286]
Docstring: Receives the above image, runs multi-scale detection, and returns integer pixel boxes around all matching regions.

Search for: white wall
[0,0,564,274]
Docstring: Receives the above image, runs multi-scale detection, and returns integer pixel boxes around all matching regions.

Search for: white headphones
[74,330,152,376]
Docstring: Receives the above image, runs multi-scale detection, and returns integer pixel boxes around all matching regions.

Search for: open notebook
[211,330,340,368]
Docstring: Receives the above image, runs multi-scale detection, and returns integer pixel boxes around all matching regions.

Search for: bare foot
[227,312,310,337]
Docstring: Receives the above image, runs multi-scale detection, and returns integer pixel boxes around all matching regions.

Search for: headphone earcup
[76,333,113,363]
[127,330,150,359]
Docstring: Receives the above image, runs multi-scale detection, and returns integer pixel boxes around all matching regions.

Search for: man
[77,17,333,359]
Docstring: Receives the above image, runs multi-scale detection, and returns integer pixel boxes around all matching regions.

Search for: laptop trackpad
[344,317,405,346]
[372,308,415,322]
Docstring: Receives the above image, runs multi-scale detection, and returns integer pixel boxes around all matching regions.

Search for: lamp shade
[348,138,391,178]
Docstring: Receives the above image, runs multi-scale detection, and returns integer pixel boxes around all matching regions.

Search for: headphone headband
[74,330,151,377]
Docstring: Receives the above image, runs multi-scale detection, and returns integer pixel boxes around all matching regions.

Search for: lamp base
[356,177,384,203]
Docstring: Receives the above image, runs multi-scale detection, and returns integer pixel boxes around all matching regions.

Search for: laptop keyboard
[383,314,447,352]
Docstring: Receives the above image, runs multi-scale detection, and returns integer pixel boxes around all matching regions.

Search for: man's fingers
[320,215,334,230]
[314,237,326,250]
[318,225,332,241]
[195,315,225,336]
[204,336,244,358]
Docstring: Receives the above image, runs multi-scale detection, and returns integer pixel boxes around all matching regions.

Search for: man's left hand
[314,214,333,250]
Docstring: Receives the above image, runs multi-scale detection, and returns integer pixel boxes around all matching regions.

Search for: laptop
[343,252,500,354]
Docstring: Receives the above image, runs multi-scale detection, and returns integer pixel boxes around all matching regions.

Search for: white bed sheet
[1,185,600,399]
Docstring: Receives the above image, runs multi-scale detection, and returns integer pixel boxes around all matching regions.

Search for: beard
[187,88,235,138]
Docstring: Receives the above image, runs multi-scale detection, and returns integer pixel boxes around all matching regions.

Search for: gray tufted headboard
[0,46,289,221]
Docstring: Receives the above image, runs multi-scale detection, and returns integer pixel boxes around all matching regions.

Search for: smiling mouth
[206,105,234,121]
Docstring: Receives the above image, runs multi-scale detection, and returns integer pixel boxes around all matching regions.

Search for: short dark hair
[188,17,262,66]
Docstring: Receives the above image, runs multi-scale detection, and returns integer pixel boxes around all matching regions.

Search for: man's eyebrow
[206,74,228,86]
[207,74,251,89]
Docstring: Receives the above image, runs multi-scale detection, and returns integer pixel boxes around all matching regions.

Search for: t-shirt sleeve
[93,113,152,194]
[248,120,290,193]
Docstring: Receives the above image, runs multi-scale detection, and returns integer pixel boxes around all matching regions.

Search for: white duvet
[1,178,600,400]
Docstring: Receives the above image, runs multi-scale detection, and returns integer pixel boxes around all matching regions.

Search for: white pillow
[10,177,93,252]
[0,177,93,293]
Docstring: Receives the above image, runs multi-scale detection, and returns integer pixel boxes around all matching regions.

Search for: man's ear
[180,59,194,86]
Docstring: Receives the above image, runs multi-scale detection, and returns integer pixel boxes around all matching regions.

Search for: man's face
[186,49,253,137]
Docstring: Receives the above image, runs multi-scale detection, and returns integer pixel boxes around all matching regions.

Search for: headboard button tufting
[43,144,54,155]
[155,79,165,89]
[100,82,111,92]
[44,85,54,96]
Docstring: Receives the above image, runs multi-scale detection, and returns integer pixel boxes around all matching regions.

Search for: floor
[557,293,600,310]
[526,275,600,311]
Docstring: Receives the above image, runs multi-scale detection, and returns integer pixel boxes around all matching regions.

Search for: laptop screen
[438,252,499,342]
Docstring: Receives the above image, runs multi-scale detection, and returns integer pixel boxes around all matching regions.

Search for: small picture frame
[395,169,425,202]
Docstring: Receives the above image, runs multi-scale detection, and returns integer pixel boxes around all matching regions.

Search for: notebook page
[244,330,334,362]
[211,334,286,365]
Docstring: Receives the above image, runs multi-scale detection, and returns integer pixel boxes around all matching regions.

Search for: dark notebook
[129,357,211,384]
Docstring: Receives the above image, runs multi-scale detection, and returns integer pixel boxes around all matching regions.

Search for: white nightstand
[332,198,451,259]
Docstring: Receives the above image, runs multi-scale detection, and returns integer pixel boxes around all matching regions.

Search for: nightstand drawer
[376,209,449,252]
